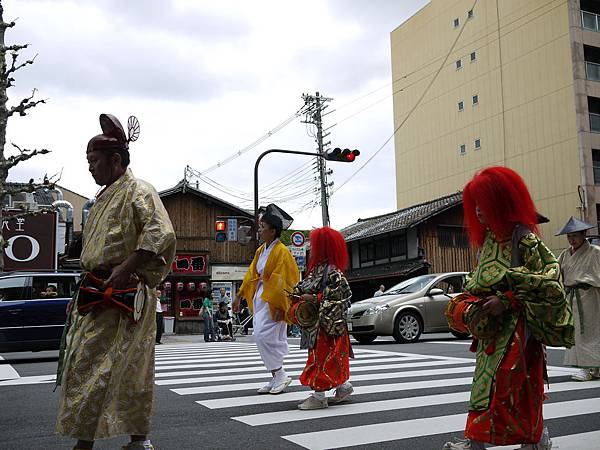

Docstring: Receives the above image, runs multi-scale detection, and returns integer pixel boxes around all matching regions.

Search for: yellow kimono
[239,240,299,322]
[56,169,176,441]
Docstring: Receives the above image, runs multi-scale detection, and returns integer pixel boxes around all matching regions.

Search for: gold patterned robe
[56,169,176,440]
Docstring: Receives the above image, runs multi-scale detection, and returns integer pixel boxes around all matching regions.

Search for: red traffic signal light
[216,220,226,232]
[324,147,360,162]
[215,220,227,242]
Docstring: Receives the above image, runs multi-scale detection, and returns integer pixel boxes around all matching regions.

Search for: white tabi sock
[312,391,326,400]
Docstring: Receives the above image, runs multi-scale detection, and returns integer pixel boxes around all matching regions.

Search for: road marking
[281,396,600,449]
[427,341,567,350]
[488,430,600,450]
[0,356,19,381]
[155,351,383,365]
[0,374,55,386]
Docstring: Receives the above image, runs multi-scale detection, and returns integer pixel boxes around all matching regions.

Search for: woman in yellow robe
[235,204,299,395]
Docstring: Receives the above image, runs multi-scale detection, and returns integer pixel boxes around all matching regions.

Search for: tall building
[391,0,600,251]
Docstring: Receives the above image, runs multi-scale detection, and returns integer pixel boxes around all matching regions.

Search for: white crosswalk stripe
[153,341,600,449]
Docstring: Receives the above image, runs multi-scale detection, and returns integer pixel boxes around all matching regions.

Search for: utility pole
[302,91,332,226]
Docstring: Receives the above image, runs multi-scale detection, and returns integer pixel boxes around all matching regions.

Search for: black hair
[261,220,282,238]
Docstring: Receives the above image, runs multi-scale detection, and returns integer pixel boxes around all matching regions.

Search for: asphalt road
[1,333,599,450]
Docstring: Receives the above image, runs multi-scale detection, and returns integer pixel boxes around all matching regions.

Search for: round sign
[291,231,305,247]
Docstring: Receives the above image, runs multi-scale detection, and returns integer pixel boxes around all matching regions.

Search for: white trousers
[253,296,288,371]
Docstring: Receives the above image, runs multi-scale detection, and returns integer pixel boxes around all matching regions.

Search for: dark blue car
[0,272,80,352]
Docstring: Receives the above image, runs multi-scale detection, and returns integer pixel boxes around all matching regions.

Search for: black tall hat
[259,204,293,231]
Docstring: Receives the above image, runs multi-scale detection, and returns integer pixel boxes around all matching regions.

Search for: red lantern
[176,282,184,291]
[199,282,208,290]
[163,281,172,291]
[187,282,196,292]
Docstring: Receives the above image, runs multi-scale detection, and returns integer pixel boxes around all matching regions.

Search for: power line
[332,0,480,196]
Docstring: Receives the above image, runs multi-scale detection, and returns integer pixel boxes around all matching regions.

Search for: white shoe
[298,395,328,410]
[270,376,292,394]
[330,383,354,404]
[571,368,593,381]
[442,438,485,450]
[257,378,275,394]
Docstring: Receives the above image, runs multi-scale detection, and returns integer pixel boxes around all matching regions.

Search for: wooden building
[341,192,477,302]
[159,181,256,334]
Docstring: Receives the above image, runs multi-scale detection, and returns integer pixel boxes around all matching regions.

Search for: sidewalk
[159,333,301,346]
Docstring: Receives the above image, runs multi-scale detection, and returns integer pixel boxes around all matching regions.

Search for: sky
[3,0,430,230]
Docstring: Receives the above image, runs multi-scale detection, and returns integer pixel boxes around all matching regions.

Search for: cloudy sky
[3,0,429,230]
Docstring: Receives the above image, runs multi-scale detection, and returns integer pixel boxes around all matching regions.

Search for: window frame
[458,100,464,112]
[474,138,481,150]
[470,51,477,62]
[453,17,460,28]
[472,94,479,105]
[459,144,466,155]
[593,149,600,185]
[467,9,474,20]
[455,59,463,70]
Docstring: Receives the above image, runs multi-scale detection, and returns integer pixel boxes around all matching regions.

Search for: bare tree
[0,2,55,271]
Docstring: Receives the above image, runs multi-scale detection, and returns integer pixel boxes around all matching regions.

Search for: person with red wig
[443,167,574,450]
[290,227,354,410]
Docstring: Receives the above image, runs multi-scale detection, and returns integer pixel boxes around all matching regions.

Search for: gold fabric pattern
[56,169,176,440]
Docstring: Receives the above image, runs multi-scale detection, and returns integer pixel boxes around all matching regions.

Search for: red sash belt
[77,272,140,322]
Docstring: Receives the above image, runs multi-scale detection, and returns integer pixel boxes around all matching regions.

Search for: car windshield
[383,275,437,296]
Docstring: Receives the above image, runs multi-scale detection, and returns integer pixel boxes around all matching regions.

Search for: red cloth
[465,317,545,445]
[299,329,351,392]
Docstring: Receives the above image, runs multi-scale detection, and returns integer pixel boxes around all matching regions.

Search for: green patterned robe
[465,230,574,411]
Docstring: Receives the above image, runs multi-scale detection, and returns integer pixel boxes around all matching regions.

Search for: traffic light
[324,147,360,162]
[215,220,227,242]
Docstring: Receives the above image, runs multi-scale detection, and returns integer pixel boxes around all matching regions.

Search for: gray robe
[558,241,600,368]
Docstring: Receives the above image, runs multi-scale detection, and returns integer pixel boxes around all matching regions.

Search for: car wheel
[352,334,377,344]
[450,330,471,340]
[393,311,423,343]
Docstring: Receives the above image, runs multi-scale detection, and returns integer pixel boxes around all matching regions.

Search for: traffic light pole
[254,149,322,226]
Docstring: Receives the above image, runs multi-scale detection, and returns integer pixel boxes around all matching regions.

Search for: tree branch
[6,52,37,77]
[3,44,28,52]
[8,89,47,117]
[0,143,50,170]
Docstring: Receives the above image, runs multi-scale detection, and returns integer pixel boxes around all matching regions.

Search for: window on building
[468,9,474,19]
[458,100,464,112]
[390,234,407,258]
[359,242,375,264]
[472,94,479,105]
[474,138,481,150]
[438,226,469,248]
[453,18,460,28]
[375,240,389,260]
[470,51,477,62]
[593,149,600,184]
[597,204,600,233]
[459,144,466,155]
[456,59,463,70]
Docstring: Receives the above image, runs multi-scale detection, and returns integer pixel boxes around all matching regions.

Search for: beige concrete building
[391,0,600,251]
[55,185,89,232]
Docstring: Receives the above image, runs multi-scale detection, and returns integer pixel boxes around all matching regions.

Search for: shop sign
[211,265,249,281]
[171,254,209,275]
[2,211,57,271]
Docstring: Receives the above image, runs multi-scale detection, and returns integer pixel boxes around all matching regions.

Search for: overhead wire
[332,0,480,196]
[331,0,566,196]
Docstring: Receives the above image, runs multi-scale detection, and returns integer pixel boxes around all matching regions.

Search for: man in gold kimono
[55,114,176,450]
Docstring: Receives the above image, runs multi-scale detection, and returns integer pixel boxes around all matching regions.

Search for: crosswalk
[154,341,600,449]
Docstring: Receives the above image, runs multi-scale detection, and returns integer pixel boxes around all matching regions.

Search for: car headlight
[364,304,390,316]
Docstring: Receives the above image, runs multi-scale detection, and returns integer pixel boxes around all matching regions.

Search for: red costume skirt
[299,329,351,392]
[465,317,545,445]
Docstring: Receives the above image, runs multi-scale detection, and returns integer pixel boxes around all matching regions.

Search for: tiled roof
[341,192,463,242]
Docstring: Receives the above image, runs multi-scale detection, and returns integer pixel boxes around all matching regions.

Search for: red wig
[307,227,349,273]
[463,166,539,247]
